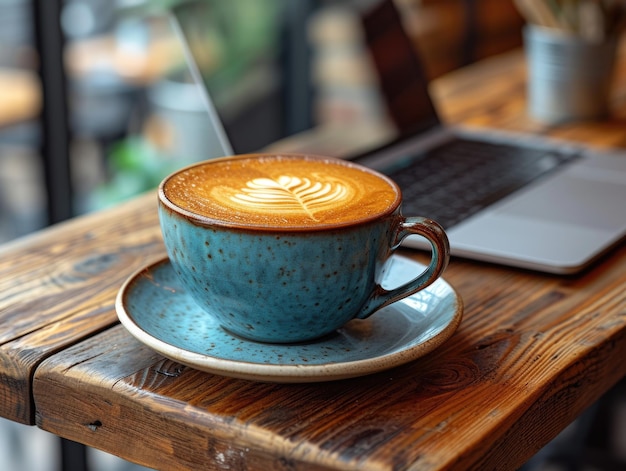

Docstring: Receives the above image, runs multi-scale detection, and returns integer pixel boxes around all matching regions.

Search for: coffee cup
[158,153,449,343]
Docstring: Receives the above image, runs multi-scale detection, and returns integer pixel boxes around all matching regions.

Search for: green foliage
[89,138,182,210]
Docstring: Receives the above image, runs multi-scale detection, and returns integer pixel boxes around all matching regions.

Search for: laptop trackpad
[493,173,626,231]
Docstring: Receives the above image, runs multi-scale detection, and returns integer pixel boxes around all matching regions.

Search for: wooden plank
[3,41,626,470]
[431,41,626,149]
[33,245,626,470]
[0,193,165,424]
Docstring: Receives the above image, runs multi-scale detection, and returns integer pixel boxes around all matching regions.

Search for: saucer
[116,256,463,383]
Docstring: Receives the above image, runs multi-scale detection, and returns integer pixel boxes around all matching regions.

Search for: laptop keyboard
[384,138,579,229]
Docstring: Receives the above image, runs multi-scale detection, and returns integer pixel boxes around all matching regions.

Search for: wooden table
[1,47,626,470]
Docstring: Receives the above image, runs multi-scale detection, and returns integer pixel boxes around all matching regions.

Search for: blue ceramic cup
[158,154,449,343]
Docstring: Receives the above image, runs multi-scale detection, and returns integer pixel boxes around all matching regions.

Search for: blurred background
[3,1,625,470]
[0,0,524,244]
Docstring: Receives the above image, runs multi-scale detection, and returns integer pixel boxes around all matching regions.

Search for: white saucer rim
[115,256,463,382]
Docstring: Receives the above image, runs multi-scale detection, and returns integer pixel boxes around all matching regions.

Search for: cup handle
[356,217,450,319]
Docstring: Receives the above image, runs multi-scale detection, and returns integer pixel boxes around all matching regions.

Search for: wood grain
[2,44,625,470]
[0,193,166,424]
[431,41,626,149]
[33,246,626,470]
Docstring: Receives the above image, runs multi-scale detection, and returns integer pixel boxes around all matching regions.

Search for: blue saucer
[116,256,463,382]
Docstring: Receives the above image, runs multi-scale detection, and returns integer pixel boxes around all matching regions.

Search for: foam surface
[162,155,400,227]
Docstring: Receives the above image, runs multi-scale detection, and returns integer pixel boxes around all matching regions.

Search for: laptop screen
[170,0,440,159]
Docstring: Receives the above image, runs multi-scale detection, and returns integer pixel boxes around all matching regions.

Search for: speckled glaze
[115,256,463,382]
[158,156,450,343]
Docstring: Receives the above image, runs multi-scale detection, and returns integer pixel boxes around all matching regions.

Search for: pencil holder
[524,25,617,124]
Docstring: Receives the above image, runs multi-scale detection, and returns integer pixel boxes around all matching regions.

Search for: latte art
[161,154,400,228]
[224,175,351,221]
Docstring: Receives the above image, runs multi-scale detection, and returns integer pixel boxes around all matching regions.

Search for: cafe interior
[0,0,625,470]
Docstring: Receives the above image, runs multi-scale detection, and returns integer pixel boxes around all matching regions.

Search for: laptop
[169,0,626,274]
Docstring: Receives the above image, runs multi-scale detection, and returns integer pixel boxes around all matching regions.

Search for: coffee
[158,153,449,343]
[162,154,400,228]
